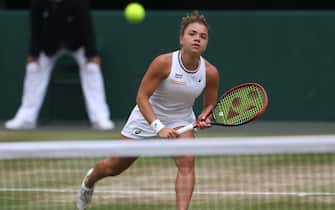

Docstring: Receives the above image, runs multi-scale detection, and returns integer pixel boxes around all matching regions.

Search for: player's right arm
[197,61,220,129]
[28,0,42,63]
[136,53,178,138]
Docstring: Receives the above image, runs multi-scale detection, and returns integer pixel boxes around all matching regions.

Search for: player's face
[180,22,208,55]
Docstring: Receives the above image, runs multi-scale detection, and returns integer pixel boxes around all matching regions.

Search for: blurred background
[1,2,334,210]
[0,0,332,10]
[0,0,334,129]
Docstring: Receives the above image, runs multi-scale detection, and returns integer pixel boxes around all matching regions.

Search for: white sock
[81,181,92,191]
[82,168,94,190]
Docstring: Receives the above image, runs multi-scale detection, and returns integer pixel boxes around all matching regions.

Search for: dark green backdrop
[1,11,335,122]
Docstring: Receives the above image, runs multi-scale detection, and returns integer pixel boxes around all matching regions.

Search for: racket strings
[213,86,266,125]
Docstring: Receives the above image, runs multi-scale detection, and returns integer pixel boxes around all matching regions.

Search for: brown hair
[180,10,209,36]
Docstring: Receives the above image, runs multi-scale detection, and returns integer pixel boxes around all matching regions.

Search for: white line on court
[1,188,334,197]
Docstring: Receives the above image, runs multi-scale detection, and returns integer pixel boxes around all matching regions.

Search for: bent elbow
[136,94,148,106]
[136,95,142,105]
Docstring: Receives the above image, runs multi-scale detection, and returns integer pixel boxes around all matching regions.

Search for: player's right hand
[158,128,178,139]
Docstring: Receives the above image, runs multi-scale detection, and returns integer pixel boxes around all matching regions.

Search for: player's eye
[188,32,195,36]
[200,34,208,40]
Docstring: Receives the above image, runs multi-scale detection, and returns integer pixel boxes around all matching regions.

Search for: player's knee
[85,63,101,73]
[177,159,195,175]
[26,62,40,72]
[178,165,195,176]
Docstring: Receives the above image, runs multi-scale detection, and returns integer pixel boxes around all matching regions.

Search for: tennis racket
[176,82,268,134]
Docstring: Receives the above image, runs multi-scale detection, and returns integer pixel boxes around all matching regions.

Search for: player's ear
[179,35,184,47]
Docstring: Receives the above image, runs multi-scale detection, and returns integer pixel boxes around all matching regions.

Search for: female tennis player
[77,10,220,210]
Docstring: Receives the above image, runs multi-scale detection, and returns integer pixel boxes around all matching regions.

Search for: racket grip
[176,124,195,135]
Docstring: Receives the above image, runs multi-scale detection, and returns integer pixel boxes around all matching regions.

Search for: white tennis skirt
[121,106,195,139]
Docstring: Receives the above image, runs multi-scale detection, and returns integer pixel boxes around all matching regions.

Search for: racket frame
[176,82,268,134]
[210,82,268,126]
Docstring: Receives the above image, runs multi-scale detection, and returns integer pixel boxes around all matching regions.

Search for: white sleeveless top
[121,50,207,138]
[149,50,206,127]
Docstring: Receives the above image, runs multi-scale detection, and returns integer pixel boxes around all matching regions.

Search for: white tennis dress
[121,50,206,139]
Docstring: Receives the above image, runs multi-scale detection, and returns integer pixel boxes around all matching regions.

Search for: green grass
[1,126,335,210]
[1,154,334,210]
[1,129,334,142]
[1,120,335,142]
[2,196,334,210]
[0,130,121,141]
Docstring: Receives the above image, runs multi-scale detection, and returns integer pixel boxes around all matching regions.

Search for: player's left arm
[136,53,171,124]
[136,54,178,138]
[198,61,219,124]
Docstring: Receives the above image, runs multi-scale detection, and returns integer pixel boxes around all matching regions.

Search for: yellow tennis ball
[124,2,145,24]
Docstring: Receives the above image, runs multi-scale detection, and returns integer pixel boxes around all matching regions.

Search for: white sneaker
[92,119,115,130]
[4,118,36,130]
[77,168,95,210]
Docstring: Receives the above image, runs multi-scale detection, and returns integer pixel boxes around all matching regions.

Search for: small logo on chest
[170,73,186,85]
[170,79,187,85]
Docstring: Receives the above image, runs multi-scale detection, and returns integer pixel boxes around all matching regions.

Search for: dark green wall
[1,11,335,122]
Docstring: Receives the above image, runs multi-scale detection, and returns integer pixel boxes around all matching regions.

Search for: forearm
[199,104,215,119]
[136,95,157,124]
[136,95,166,134]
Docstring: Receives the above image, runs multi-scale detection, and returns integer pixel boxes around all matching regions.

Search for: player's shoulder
[146,52,173,78]
[154,52,173,62]
[204,59,219,76]
[151,52,173,67]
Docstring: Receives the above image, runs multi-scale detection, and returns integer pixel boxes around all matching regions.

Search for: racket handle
[176,124,195,135]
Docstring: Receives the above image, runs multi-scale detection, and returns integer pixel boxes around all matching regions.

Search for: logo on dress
[133,128,142,135]
[170,79,187,85]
